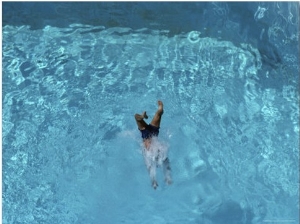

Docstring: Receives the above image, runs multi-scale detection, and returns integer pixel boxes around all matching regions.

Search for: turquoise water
[2,2,299,224]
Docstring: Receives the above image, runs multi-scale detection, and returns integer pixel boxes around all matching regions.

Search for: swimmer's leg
[134,111,148,130]
[163,157,172,185]
[150,100,164,128]
[147,163,158,189]
[144,152,158,189]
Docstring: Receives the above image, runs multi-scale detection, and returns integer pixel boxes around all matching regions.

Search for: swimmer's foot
[142,111,148,119]
[165,176,172,185]
[157,100,164,114]
[152,180,158,190]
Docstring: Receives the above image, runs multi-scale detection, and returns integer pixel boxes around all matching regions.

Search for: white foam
[142,137,169,166]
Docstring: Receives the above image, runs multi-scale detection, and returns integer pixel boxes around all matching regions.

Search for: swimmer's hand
[152,180,158,190]
[165,177,172,185]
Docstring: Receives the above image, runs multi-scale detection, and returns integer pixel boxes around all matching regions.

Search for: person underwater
[134,100,172,189]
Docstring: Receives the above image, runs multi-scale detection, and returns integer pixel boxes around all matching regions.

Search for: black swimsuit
[139,124,160,139]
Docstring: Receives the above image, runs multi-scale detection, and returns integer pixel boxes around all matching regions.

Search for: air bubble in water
[254,6,267,21]
[188,31,201,43]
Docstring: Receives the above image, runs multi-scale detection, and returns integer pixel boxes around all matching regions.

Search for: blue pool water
[2,2,299,224]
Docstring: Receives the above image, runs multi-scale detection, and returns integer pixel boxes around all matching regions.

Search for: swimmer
[134,100,172,189]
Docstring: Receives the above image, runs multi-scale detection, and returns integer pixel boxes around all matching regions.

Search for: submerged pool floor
[2,4,299,223]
